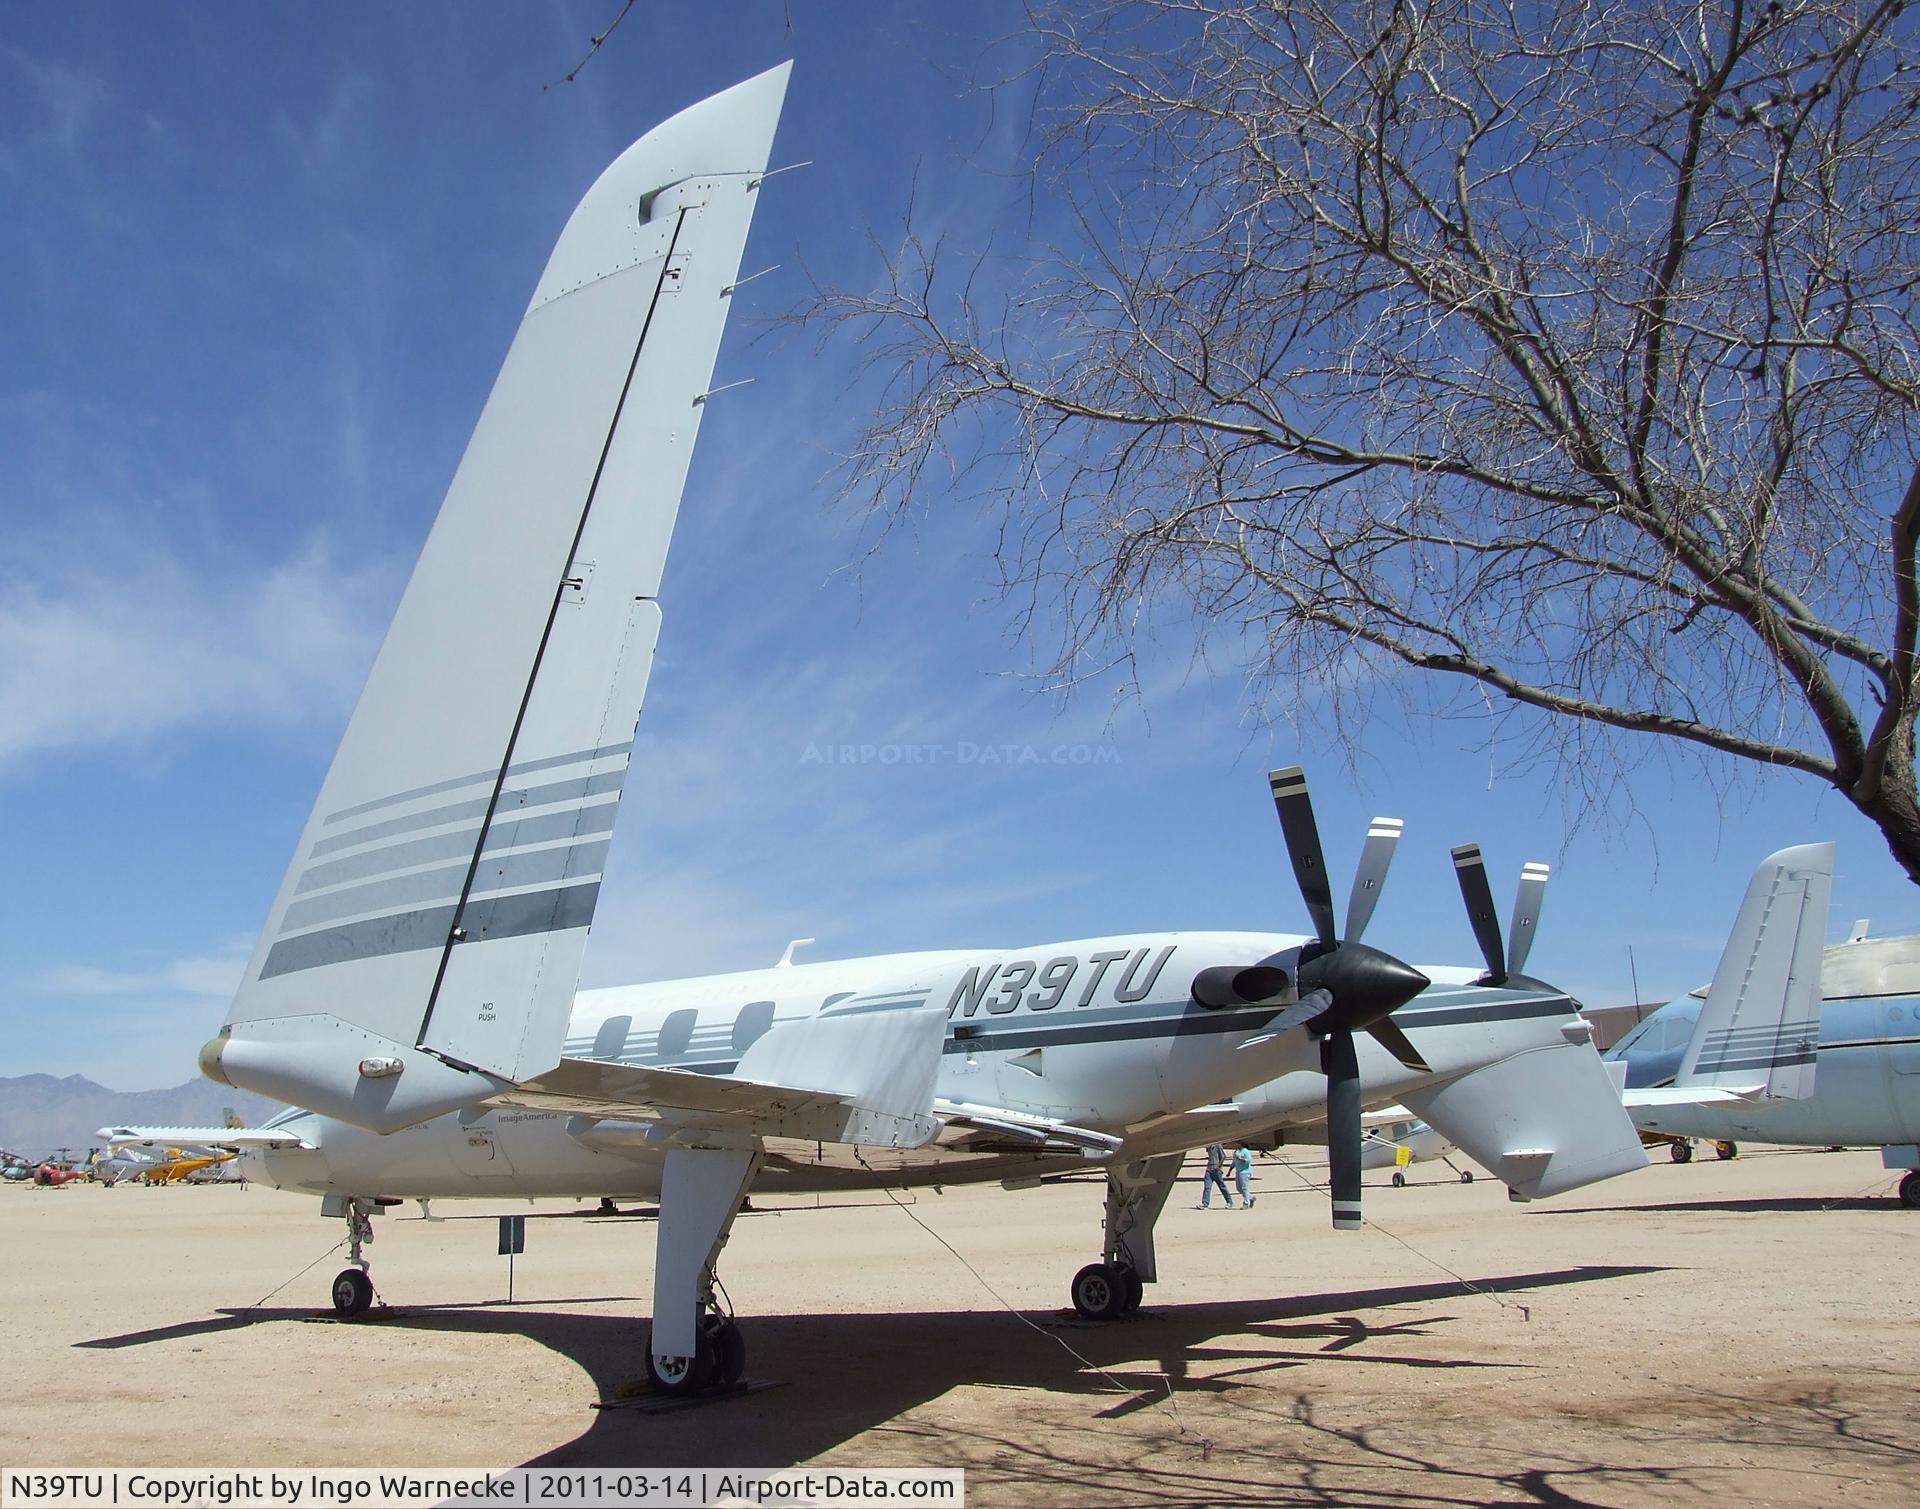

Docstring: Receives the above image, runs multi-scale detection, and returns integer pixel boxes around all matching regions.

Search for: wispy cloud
[33,948,247,1000]
[6,47,106,155]
[0,522,395,769]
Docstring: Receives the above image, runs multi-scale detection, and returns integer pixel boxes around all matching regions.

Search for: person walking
[1200,1142,1233,1208]
[1233,1144,1257,1208]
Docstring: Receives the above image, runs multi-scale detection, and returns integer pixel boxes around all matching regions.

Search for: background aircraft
[1609,855,1920,1209]
[1361,1117,1469,1186]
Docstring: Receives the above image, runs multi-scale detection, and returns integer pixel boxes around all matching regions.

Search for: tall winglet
[204,67,792,1132]
[1676,841,1832,1099]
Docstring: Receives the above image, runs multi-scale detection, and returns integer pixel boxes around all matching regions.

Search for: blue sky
[4,3,1914,1090]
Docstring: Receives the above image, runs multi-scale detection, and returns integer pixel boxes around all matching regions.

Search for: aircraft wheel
[1391,1171,1406,1188]
[1899,1171,1920,1211]
[1460,1170,1474,1184]
[1117,1268,1144,1315]
[1669,1141,1694,1164]
[706,1316,747,1390]
[1070,1262,1127,1321]
[645,1325,715,1396]
[331,1268,373,1318]
[1715,1140,1738,1161]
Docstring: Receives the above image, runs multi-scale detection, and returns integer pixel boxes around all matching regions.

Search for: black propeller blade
[1450,844,1552,985]
[1270,767,1337,950]
[1508,861,1551,977]
[1366,1016,1431,1076]
[1268,767,1429,1232]
[1451,843,1506,980]
[1321,1031,1363,1230]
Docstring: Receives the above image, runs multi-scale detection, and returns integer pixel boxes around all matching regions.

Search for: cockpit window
[1611,1006,1697,1056]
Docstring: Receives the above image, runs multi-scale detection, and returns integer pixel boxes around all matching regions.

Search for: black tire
[1899,1171,1920,1210]
[707,1316,747,1390]
[1715,1140,1738,1161]
[1391,1171,1406,1188]
[645,1324,715,1396]
[1070,1262,1127,1321]
[1460,1170,1474,1184]
[1118,1269,1144,1315]
[1669,1141,1694,1164]
[331,1268,373,1318]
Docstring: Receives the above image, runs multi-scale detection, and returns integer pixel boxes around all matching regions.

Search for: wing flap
[509,1003,948,1149]
[933,1099,1124,1157]
[1622,1083,1770,1108]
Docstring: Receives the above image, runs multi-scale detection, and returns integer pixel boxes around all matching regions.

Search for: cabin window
[733,1000,775,1054]
[656,1008,697,1061]
[592,1014,632,1061]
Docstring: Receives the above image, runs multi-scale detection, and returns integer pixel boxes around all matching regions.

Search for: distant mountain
[0,1073,284,1160]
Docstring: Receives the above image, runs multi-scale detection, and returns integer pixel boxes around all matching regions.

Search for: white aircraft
[1362,1117,1468,1186]
[1607,843,1920,1208]
[114,66,1644,1398]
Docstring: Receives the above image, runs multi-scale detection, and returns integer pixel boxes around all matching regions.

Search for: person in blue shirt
[1232,1144,1256,1208]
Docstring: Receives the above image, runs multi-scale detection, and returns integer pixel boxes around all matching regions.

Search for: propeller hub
[1298,942,1430,1031]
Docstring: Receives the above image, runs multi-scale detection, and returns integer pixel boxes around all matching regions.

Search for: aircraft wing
[932,1100,1124,1158]
[1620,1083,1772,1108]
[97,1125,314,1151]
[504,1003,947,1150]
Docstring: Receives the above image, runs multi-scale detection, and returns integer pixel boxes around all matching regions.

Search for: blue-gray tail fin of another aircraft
[1676,842,1832,1100]
[203,67,791,1131]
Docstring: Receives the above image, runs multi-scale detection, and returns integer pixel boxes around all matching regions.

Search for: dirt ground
[4,1145,1916,1507]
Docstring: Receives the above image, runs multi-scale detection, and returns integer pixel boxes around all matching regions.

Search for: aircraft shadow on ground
[77,1264,1663,1477]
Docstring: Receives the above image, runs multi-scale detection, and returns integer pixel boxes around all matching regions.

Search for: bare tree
[809,0,1920,881]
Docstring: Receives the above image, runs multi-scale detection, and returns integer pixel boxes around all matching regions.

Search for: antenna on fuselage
[776,938,815,968]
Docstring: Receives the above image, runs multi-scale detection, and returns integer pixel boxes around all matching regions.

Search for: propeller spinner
[1268,767,1430,1232]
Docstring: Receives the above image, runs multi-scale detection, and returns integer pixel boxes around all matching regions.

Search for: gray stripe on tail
[295,803,618,894]
[319,742,634,826]
[311,770,627,858]
[280,840,611,932]
[260,882,602,980]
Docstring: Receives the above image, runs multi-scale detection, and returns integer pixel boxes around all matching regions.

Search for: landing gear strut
[328,1196,377,1317]
[1069,1155,1181,1321]
[645,1143,762,1396]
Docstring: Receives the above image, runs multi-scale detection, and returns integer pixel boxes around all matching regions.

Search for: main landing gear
[325,1195,379,1317]
[1068,1155,1182,1321]
[1714,1140,1739,1161]
[644,1143,763,1397]
[1899,1171,1920,1211]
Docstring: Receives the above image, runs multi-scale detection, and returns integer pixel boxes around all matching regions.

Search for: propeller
[1268,766,1431,1231]
[1450,844,1552,983]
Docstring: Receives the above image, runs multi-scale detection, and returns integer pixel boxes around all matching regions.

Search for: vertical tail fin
[1676,842,1832,1099]
[205,67,791,1130]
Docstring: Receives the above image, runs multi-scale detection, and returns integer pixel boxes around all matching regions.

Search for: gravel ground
[4,1144,1915,1506]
